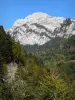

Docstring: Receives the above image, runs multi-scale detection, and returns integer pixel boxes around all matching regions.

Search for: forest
[0,26,75,100]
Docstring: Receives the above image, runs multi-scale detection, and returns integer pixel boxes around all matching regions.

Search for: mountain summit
[8,12,75,45]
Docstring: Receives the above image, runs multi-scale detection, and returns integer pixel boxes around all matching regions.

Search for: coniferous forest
[0,26,75,100]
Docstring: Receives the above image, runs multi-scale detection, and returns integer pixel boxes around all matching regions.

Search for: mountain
[8,12,75,45]
[1,25,75,99]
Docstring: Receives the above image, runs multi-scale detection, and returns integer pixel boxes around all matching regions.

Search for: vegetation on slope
[0,26,75,100]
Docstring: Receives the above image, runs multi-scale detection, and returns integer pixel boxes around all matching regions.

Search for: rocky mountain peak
[8,12,75,45]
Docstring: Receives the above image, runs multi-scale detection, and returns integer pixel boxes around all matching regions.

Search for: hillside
[0,19,75,100]
[0,26,43,81]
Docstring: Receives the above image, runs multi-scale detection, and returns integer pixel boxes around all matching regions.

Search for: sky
[0,0,75,29]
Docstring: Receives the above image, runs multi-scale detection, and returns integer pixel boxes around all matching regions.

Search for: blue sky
[0,0,75,29]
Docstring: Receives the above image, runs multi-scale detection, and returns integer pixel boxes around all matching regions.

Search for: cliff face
[7,12,75,45]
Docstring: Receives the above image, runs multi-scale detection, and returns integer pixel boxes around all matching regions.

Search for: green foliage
[2,64,7,74]
[12,39,26,66]
[0,26,75,100]
[0,27,12,64]
[0,83,13,100]
[2,67,73,100]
